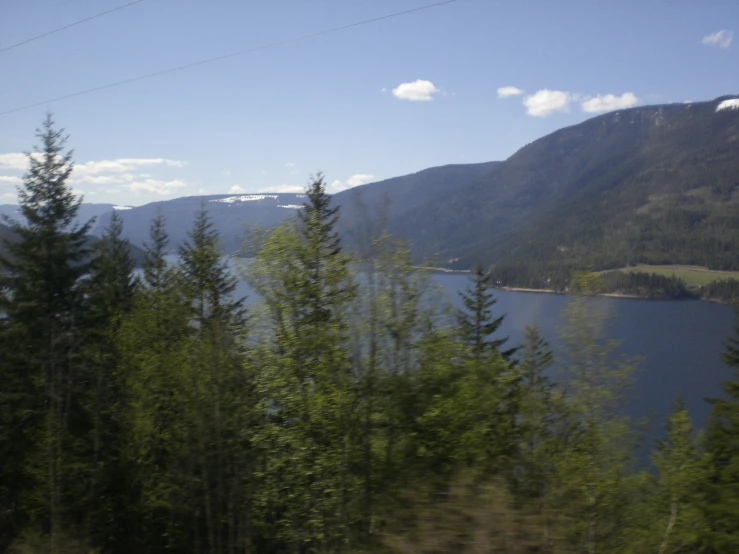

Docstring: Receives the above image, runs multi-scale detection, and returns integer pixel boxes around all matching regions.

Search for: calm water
[432,273,736,441]
[206,264,737,440]
[133,259,736,461]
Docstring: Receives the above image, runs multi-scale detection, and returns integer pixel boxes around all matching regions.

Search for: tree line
[1,117,739,553]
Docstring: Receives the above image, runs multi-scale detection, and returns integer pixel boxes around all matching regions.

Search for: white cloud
[1,192,17,201]
[128,178,188,196]
[329,174,375,193]
[347,174,375,187]
[221,170,231,176]
[73,158,185,177]
[0,152,62,171]
[0,175,22,184]
[73,175,126,185]
[381,87,387,93]
[392,80,439,101]
[289,169,301,175]
[104,189,121,194]
[284,162,295,168]
[0,153,28,171]
[581,92,639,113]
[522,89,573,116]
[229,185,246,194]
[702,29,733,48]
[497,86,524,98]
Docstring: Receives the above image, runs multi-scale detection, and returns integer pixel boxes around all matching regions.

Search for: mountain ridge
[10,95,736,281]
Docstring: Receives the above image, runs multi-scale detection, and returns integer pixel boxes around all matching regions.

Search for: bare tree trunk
[658,498,678,554]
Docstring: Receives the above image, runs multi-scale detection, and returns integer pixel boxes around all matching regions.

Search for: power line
[0,0,457,117]
[0,0,145,55]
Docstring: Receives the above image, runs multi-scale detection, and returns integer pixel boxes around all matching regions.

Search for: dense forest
[2,117,739,553]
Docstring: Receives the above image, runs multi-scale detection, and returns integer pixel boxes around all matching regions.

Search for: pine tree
[648,397,709,554]
[457,264,516,362]
[82,211,136,544]
[116,218,191,552]
[453,265,520,476]
[704,303,739,552]
[142,209,172,291]
[0,115,93,552]
[515,325,561,499]
[179,206,245,327]
[247,173,358,550]
[178,207,249,554]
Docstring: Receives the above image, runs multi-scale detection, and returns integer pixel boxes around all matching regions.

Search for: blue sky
[0,0,737,205]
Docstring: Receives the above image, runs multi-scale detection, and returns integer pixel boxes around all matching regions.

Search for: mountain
[0,203,117,230]
[358,96,739,286]
[0,219,145,266]
[55,95,739,281]
[92,193,308,254]
[88,164,501,255]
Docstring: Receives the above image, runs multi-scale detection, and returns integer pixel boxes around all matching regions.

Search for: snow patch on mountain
[716,99,739,112]
[210,194,279,204]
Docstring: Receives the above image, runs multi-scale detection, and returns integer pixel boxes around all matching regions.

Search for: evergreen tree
[515,325,562,500]
[179,206,245,327]
[0,115,93,552]
[178,207,250,554]
[454,265,520,476]
[82,210,136,545]
[704,303,739,552]
[142,209,172,291]
[647,397,709,554]
[115,213,190,551]
[457,264,516,362]
[248,173,358,550]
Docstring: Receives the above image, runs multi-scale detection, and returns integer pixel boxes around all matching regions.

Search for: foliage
[0,116,94,552]
[598,270,694,299]
[704,303,739,553]
[2,116,737,554]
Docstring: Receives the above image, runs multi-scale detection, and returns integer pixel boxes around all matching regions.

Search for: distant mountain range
[0,203,117,229]
[338,95,739,287]
[2,96,737,283]
[91,194,308,255]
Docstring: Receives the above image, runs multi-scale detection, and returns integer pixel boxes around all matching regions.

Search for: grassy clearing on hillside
[609,265,739,286]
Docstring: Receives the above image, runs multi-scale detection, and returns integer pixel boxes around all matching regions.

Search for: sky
[0,0,737,206]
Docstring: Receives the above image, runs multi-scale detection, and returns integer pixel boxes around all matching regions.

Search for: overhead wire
[0,0,145,55]
[0,0,457,117]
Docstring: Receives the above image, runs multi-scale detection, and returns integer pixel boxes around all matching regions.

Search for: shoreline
[415,266,471,274]
[495,286,734,304]
[499,286,640,299]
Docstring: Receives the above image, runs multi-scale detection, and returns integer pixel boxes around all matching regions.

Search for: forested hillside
[373,96,739,281]
[3,116,739,554]
[91,193,307,254]
[66,96,739,288]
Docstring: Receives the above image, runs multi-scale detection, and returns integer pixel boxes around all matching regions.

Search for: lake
[432,273,736,448]
[230,269,736,440]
